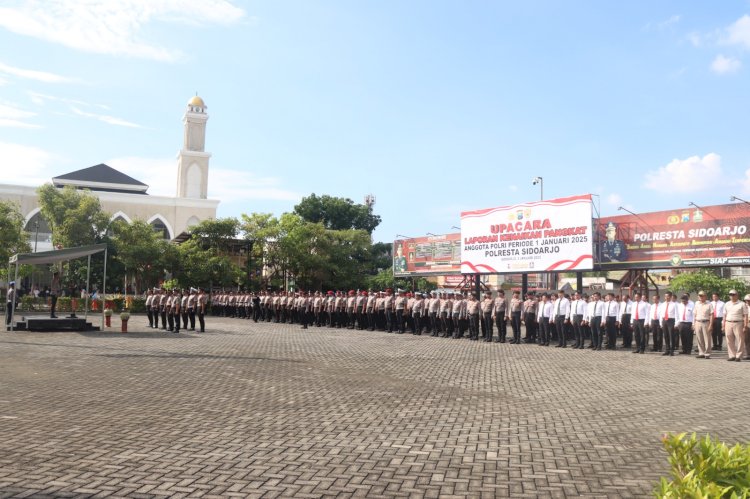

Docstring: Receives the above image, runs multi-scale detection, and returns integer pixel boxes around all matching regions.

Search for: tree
[294,194,381,234]
[0,200,31,280]
[111,220,172,293]
[37,184,110,248]
[174,218,242,290]
[668,269,747,301]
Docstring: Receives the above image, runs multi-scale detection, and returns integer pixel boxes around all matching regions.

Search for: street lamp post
[532,176,544,291]
[532,176,543,201]
[730,195,750,207]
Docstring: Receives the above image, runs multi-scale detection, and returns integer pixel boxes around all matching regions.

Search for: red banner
[393,233,461,276]
[595,203,750,269]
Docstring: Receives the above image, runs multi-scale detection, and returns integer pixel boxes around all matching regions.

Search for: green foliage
[0,200,31,279]
[366,268,437,293]
[111,220,171,293]
[294,194,381,234]
[173,218,242,290]
[655,433,750,498]
[668,270,747,300]
[37,184,110,248]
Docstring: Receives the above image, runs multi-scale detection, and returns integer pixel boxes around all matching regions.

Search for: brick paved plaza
[1,317,749,498]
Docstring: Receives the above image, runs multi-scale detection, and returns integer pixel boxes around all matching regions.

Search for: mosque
[0,95,219,252]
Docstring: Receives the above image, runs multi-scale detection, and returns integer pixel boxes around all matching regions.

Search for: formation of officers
[204,287,750,361]
[144,288,208,333]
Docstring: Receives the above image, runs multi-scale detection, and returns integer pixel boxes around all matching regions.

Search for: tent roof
[10,244,108,265]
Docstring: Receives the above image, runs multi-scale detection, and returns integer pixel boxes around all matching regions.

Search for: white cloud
[106,156,299,202]
[28,91,110,110]
[711,54,741,74]
[0,60,74,83]
[606,193,622,207]
[70,106,144,128]
[644,153,722,193]
[724,14,750,49]
[645,14,680,32]
[508,184,518,192]
[0,0,246,62]
[0,102,41,129]
[0,142,57,185]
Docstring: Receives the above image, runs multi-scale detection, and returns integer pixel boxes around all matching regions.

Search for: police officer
[631,292,649,354]
[569,291,586,349]
[197,288,207,332]
[492,291,508,343]
[6,281,16,327]
[145,288,154,328]
[600,221,627,262]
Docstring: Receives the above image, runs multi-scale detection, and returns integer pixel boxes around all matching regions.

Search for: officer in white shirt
[631,292,650,354]
[648,294,662,352]
[538,293,553,346]
[553,290,570,348]
[619,294,633,350]
[676,294,695,354]
[584,292,604,350]
[568,291,586,349]
[660,291,679,356]
[711,292,725,351]
[603,293,620,350]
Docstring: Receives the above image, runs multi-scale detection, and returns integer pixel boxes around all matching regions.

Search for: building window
[150,219,170,239]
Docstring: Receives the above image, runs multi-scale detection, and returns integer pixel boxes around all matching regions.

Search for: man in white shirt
[648,294,662,352]
[619,294,633,350]
[631,292,650,354]
[538,294,553,346]
[584,292,604,350]
[604,293,620,350]
[711,292,725,351]
[568,291,586,349]
[553,290,570,348]
[676,294,695,355]
[660,291,679,356]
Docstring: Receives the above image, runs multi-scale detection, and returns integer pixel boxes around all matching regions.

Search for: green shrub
[655,433,750,498]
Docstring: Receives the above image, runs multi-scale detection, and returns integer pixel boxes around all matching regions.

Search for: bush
[655,433,750,498]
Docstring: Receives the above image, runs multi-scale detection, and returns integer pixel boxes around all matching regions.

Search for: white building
[0,95,219,251]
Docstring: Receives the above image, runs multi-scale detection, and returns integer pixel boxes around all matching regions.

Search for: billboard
[595,203,750,269]
[393,233,461,276]
[460,194,594,274]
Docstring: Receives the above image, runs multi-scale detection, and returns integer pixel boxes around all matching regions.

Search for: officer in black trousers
[620,294,633,349]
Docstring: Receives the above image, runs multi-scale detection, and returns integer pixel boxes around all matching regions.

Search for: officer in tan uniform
[492,291,508,343]
[692,291,714,359]
[722,289,747,362]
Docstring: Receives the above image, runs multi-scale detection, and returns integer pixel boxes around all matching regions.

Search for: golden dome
[188,95,205,107]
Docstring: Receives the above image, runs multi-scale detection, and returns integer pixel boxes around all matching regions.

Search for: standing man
[509,291,523,344]
[660,291,679,356]
[649,294,662,352]
[452,294,463,338]
[481,292,494,342]
[145,289,154,328]
[553,289,570,348]
[693,291,714,359]
[632,292,649,354]
[50,271,61,318]
[197,288,207,332]
[159,288,169,330]
[412,293,424,335]
[6,281,16,328]
[522,292,537,344]
[395,291,407,334]
[619,294,633,350]
[466,294,480,341]
[711,292,725,351]
[722,289,747,362]
[428,291,440,336]
[569,291,586,349]
[604,293,620,350]
[493,290,508,343]
[187,288,197,330]
[538,293,552,346]
[676,294,694,355]
[584,292,604,350]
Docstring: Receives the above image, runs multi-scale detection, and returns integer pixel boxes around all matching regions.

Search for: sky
[2,1,750,243]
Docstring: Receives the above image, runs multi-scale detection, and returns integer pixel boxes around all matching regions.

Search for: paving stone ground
[1,316,749,498]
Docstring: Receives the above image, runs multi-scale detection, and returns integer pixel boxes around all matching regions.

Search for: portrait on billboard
[599,221,628,263]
